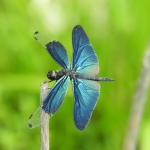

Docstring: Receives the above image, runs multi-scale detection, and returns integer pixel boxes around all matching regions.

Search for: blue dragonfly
[28,25,115,131]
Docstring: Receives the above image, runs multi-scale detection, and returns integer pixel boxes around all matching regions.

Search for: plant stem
[123,43,150,150]
[40,81,50,150]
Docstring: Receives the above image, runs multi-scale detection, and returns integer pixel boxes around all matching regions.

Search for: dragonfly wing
[42,75,70,113]
[34,32,69,68]
[28,76,70,128]
[46,41,69,68]
[72,25,99,76]
[28,106,51,128]
[72,78,100,131]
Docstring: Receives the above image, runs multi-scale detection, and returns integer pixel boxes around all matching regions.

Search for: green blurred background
[0,0,150,150]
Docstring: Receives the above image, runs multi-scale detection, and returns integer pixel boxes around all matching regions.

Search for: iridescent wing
[71,25,99,76]
[35,32,69,68]
[71,25,100,130]
[46,41,69,68]
[72,78,100,131]
[42,76,70,113]
[28,76,70,128]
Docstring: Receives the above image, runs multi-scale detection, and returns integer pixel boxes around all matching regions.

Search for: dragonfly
[28,25,115,131]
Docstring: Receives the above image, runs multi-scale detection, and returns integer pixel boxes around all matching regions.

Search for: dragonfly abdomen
[76,75,115,82]
[95,77,115,82]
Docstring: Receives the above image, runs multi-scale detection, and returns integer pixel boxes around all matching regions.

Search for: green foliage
[0,0,150,150]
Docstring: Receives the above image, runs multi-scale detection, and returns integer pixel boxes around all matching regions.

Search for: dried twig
[40,81,50,150]
[123,43,150,150]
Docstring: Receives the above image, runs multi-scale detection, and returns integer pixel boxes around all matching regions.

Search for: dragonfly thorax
[47,69,76,81]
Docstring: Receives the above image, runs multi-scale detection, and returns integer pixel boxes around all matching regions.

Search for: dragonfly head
[47,70,56,80]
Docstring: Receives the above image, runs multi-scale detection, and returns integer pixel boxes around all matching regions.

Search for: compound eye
[47,70,56,80]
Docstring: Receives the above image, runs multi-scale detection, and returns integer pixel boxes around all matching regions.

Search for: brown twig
[40,81,50,150]
[123,43,150,150]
